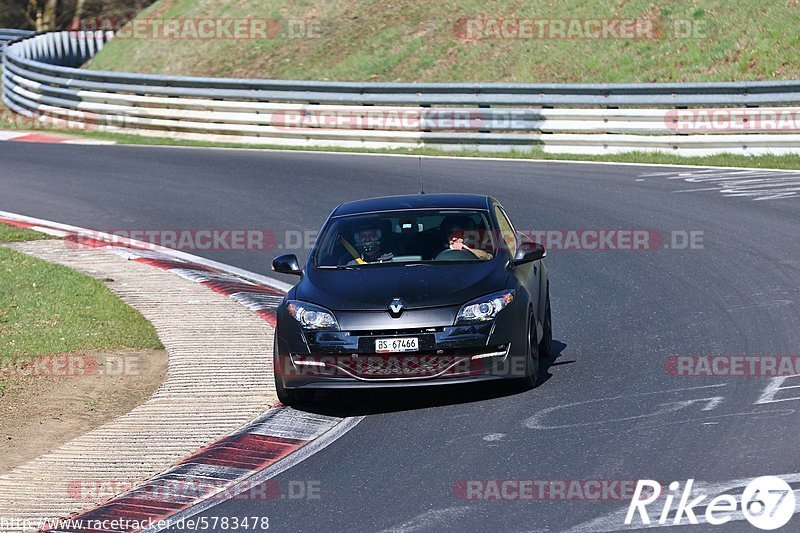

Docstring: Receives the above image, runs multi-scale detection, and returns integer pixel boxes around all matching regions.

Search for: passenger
[441,216,493,260]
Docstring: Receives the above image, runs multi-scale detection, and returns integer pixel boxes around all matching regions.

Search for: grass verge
[74,130,800,170]
[0,223,163,362]
[0,224,168,470]
[0,222,166,468]
[86,0,800,83]
[0,222,54,243]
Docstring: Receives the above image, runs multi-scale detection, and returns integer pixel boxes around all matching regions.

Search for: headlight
[455,290,515,324]
[286,300,338,330]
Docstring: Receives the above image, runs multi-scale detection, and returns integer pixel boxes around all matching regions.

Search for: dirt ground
[0,348,167,472]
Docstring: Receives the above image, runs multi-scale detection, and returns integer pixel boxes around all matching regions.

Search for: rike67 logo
[626,477,795,530]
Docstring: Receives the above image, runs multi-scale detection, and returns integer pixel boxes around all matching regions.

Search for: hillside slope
[81,0,800,83]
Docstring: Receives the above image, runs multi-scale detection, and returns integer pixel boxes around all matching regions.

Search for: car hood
[297,260,510,311]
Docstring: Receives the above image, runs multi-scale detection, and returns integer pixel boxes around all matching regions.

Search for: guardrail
[0,29,32,49]
[3,30,800,154]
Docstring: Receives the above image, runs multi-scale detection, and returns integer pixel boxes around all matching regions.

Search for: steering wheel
[434,248,478,261]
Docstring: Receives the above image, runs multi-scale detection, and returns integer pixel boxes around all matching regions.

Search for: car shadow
[537,339,570,388]
[297,339,569,417]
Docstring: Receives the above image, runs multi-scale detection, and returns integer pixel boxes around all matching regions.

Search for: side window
[493,205,517,255]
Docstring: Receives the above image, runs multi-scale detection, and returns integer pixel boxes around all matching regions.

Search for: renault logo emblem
[388,298,405,318]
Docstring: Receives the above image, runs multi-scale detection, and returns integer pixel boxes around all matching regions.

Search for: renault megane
[271,193,552,405]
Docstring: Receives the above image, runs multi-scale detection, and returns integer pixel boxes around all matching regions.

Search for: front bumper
[276,308,529,388]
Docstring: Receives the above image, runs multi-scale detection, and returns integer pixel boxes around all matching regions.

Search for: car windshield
[315,209,498,267]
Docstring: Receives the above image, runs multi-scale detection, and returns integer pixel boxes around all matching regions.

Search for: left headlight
[455,290,515,324]
[286,300,339,330]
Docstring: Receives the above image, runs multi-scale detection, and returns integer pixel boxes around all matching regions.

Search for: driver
[441,216,492,260]
[340,222,393,264]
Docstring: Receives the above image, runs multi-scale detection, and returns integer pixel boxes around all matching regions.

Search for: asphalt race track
[2,142,799,531]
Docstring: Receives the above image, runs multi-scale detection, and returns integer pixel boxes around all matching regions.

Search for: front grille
[290,346,509,381]
[337,354,467,378]
[346,326,445,336]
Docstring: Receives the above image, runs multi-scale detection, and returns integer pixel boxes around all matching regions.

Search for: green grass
[0,224,163,362]
[87,0,800,83]
[4,10,800,170]
[0,222,54,243]
[59,129,800,170]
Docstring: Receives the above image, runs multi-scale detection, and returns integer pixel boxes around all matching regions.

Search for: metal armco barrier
[0,29,32,49]
[4,30,800,154]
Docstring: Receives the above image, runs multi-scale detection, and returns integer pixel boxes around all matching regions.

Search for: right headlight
[286,300,339,330]
[455,290,515,324]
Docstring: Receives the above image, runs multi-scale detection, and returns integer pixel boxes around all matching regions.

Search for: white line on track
[86,141,800,174]
[639,168,800,200]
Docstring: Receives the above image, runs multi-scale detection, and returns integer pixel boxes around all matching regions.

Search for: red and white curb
[46,411,357,533]
[0,211,293,292]
[0,211,362,533]
[0,130,115,145]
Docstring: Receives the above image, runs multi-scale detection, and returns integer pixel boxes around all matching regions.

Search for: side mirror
[513,241,546,265]
[272,254,303,276]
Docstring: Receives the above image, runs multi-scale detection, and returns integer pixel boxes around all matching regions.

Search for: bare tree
[16,0,57,30]
[42,0,58,29]
[22,0,42,30]
[69,0,85,29]
[0,0,158,30]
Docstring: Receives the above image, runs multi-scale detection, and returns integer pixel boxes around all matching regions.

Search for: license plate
[375,337,419,353]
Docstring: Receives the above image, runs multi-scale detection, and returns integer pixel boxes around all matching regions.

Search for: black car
[271,193,552,405]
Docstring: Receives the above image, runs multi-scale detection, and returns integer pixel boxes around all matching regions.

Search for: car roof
[331,194,493,217]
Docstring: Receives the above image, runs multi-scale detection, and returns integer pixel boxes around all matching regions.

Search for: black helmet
[353,223,382,256]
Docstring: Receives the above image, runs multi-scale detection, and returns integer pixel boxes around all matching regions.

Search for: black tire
[275,367,315,406]
[510,310,538,391]
[538,287,553,359]
[274,337,315,406]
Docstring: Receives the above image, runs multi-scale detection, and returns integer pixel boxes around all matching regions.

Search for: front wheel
[538,287,553,359]
[274,367,315,406]
[510,310,539,391]
[274,337,315,406]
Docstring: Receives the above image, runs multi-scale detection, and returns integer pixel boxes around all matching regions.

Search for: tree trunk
[70,0,86,30]
[27,0,44,31]
[42,0,57,30]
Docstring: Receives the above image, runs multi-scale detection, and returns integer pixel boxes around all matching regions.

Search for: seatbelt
[339,237,367,264]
